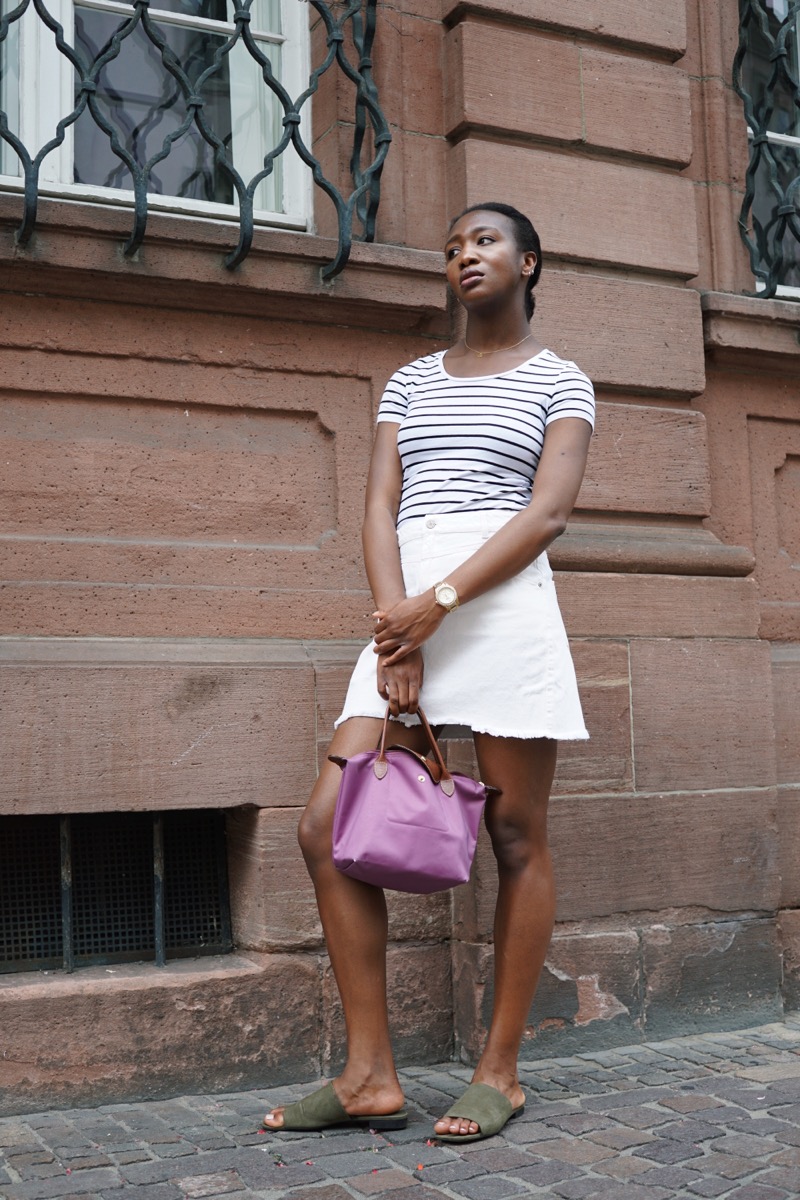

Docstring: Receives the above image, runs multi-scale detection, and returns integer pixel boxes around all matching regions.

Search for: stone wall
[1,0,799,1113]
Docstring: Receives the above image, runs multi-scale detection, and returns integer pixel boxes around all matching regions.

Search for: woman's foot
[263,1074,406,1130]
[434,1075,526,1140]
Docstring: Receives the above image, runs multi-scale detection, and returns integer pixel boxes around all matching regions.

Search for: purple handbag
[330,706,500,894]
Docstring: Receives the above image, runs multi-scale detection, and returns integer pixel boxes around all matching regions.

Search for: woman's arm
[362,422,427,713]
[362,422,407,611]
[372,416,592,666]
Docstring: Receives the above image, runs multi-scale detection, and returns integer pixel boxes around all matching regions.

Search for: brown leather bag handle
[375,705,456,796]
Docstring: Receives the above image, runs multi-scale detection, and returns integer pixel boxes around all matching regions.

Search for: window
[0,0,311,228]
[0,811,233,973]
[736,0,800,296]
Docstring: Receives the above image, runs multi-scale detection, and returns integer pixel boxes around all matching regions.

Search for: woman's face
[444,210,535,309]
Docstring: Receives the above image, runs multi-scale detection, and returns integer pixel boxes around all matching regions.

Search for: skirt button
[426,518,436,528]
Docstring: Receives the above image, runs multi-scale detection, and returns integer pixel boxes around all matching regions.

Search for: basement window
[0,810,233,974]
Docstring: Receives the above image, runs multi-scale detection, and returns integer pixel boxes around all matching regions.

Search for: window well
[0,810,233,974]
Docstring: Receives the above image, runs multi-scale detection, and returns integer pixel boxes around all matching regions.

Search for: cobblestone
[3,1019,800,1198]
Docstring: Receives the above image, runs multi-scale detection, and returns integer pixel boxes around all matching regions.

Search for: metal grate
[0,816,62,971]
[0,810,233,973]
[72,813,156,964]
[0,0,390,279]
[164,810,231,955]
[734,0,800,294]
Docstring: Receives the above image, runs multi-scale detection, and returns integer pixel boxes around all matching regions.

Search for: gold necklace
[463,332,533,359]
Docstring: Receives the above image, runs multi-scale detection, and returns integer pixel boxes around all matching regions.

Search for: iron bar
[734,0,800,295]
[0,0,390,278]
[153,813,166,968]
[59,815,74,974]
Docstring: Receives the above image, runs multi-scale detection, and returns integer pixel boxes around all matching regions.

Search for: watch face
[436,583,457,609]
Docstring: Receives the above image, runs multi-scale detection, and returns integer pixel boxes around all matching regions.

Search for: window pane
[751,140,800,288]
[72,6,283,209]
[0,0,22,177]
[73,9,233,203]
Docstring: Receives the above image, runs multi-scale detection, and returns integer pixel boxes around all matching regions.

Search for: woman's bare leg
[434,734,557,1138]
[263,715,429,1128]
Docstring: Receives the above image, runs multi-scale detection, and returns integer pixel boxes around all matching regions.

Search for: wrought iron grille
[0,810,233,973]
[735,0,800,295]
[0,0,390,278]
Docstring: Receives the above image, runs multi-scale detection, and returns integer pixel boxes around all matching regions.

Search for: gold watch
[434,581,459,612]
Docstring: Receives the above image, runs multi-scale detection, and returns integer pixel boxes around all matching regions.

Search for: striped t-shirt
[377,349,595,527]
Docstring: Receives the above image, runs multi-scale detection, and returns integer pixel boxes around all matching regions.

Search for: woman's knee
[485,810,548,874]
[297,805,331,869]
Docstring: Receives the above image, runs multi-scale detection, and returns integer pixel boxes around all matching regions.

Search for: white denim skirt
[335,511,588,740]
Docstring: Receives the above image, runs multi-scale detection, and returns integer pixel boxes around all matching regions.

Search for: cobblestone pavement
[3,1018,800,1199]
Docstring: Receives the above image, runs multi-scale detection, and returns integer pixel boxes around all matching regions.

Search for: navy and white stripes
[377,349,595,527]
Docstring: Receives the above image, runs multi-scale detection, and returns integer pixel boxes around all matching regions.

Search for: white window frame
[747,1,800,298]
[0,0,312,231]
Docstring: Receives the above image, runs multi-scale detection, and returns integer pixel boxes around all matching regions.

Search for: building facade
[1,0,799,1113]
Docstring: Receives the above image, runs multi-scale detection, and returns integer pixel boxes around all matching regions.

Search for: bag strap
[376,705,456,796]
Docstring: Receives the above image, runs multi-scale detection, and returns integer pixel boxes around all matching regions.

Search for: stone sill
[0,953,263,997]
[0,193,448,334]
[702,291,800,367]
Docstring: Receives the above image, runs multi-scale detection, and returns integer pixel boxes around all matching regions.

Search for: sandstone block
[773,644,800,787]
[556,574,759,640]
[445,22,582,143]
[523,930,641,1054]
[779,909,800,1012]
[452,821,497,947]
[581,47,692,167]
[227,807,321,951]
[0,642,318,815]
[0,954,323,1115]
[376,11,444,137]
[778,787,800,911]
[305,640,364,769]
[378,126,449,253]
[642,920,783,1039]
[580,401,711,518]
[454,929,641,1062]
[550,788,780,922]
[553,640,633,797]
[747,416,800,639]
[533,273,705,396]
[451,940,493,1064]
[386,890,453,944]
[449,141,698,279]
[0,582,376,640]
[630,638,776,792]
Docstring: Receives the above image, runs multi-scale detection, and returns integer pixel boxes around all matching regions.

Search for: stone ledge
[0,193,448,333]
[441,0,686,59]
[0,952,325,1114]
[702,290,800,367]
[0,635,318,665]
[551,521,755,577]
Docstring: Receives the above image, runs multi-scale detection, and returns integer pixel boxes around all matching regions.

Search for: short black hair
[448,202,543,320]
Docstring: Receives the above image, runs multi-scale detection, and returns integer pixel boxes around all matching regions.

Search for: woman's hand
[372,593,444,667]
[377,648,425,716]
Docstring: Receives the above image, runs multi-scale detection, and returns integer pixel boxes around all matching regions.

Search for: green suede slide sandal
[435,1082,525,1144]
[262,1081,408,1133]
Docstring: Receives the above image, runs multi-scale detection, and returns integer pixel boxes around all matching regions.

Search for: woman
[263,202,594,1143]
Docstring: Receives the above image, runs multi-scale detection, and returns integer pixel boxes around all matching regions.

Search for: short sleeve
[545,362,595,430]
[376,366,410,425]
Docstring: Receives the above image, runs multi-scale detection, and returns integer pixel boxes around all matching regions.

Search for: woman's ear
[522,252,537,277]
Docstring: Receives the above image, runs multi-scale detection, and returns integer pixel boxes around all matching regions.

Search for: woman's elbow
[545,514,569,541]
